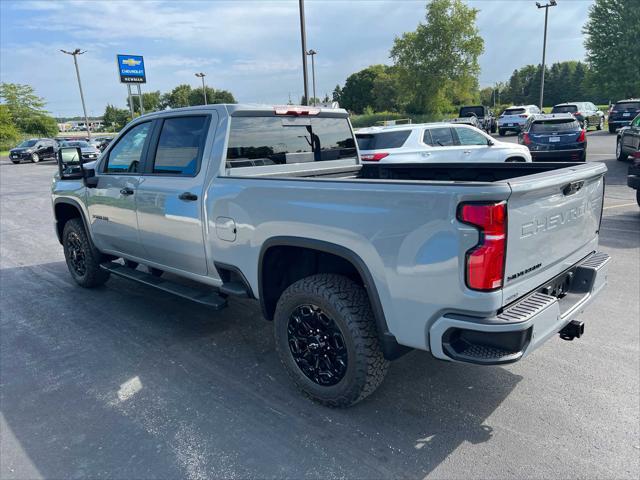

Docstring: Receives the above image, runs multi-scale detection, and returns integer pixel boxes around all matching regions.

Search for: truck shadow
[1,261,522,479]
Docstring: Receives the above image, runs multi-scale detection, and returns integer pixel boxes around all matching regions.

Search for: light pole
[306,49,317,106]
[298,0,309,105]
[61,48,91,139]
[536,0,557,112]
[195,72,207,105]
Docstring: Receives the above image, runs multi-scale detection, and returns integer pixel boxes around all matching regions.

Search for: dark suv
[608,99,640,133]
[551,102,604,131]
[9,138,58,164]
[518,114,586,162]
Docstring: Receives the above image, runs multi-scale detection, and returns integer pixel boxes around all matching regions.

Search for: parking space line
[603,203,637,210]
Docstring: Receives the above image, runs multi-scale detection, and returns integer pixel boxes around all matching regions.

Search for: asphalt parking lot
[1,130,638,479]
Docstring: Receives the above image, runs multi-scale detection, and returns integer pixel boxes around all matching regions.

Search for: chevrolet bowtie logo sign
[117,54,146,84]
[121,58,141,67]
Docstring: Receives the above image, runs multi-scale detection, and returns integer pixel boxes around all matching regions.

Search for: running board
[101,263,227,310]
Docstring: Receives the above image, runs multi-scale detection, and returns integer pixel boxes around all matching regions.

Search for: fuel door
[215,216,237,242]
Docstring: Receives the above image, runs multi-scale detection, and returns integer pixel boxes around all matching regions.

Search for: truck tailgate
[502,162,606,306]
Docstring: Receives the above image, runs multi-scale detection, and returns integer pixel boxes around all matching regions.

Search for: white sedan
[356,123,532,163]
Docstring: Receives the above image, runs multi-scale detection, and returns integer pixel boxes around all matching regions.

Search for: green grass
[0,151,9,157]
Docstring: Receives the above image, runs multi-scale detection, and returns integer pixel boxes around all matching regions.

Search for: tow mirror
[57,147,84,180]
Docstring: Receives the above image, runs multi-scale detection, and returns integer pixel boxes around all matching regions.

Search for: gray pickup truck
[52,104,610,407]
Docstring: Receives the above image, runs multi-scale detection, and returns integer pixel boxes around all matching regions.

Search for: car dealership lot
[1,131,638,479]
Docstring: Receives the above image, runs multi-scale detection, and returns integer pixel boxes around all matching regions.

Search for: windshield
[531,119,580,133]
[613,101,640,111]
[504,108,525,115]
[552,105,578,114]
[226,116,356,169]
[356,130,411,150]
[66,141,90,147]
[459,107,484,118]
[18,140,37,148]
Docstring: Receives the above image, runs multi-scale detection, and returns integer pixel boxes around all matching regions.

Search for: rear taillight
[572,112,581,116]
[577,129,586,142]
[360,153,389,162]
[523,133,532,145]
[458,202,507,291]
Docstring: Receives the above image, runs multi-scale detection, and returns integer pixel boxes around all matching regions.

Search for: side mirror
[487,139,495,146]
[57,147,84,180]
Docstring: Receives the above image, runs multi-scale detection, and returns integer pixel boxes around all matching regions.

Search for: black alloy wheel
[287,304,348,386]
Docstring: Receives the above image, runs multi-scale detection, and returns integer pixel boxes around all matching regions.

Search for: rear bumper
[428,251,610,365]
[531,147,586,161]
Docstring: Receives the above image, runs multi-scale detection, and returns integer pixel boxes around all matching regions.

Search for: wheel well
[260,245,363,321]
[54,202,82,243]
[505,156,527,163]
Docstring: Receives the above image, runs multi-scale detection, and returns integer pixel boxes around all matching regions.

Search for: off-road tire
[62,218,110,288]
[274,274,389,407]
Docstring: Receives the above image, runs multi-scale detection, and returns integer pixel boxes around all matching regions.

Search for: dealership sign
[116,54,146,83]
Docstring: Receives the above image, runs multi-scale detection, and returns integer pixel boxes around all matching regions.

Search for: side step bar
[101,263,227,310]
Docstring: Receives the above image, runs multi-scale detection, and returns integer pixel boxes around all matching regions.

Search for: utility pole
[61,48,91,139]
[195,72,207,105]
[536,0,557,112]
[298,0,309,105]
[306,49,317,106]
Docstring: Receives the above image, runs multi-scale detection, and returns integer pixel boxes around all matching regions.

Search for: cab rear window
[552,105,578,114]
[356,130,411,150]
[227,116,356,169]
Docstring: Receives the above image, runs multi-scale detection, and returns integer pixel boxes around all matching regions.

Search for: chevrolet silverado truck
[52,104,610,407]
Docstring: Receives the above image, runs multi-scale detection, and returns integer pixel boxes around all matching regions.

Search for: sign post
[117,54,146,120]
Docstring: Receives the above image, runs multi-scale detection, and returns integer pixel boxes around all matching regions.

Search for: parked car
[9,138,58,164]
[451,105,497,133]
[60,140,101,161]
[52,104,610,406]
[356,123,531,164]
[550,102,604,131]
[518,114,587,162]
[94,137,114,151]
[616,114,640,162]
[497,105,541,136]
[608,99,640,133]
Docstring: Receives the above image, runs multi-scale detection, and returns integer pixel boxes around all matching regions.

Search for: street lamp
[60,48,91,139]
[195,72,207,105]
[536,0,557,112]
[298,0,309,105]
[306,49,317,106]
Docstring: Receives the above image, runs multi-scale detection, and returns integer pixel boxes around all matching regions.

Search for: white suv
[356,123,531,164]
[497,105,541,136]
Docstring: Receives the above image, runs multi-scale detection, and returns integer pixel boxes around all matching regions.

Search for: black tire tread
[275,274,389,407]
[63,218,110,288]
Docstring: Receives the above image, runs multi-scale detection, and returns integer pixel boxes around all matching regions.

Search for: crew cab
[52,104,610,407]
[356,123,531,164]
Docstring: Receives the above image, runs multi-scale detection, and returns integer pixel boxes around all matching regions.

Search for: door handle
[463,150,471,154]
[120,187,134,196]
[179,192,198,201]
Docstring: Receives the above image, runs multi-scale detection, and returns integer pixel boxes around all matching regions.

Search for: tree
[332,85,343,103]
[103,104,130,131]
[20,114,58,137]
[0,105,21,150]
[583,0,640,100]
[0,82,58,135]
[340,65,393,113]
[390,0,483,114]
[160,84,192,109]
[189,86,236,106]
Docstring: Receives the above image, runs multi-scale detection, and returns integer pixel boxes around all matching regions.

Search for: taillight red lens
[523,133,531,145]
[573,112,581,116]
[360,153,389,162]
[458,202,507,291]
[577,129,586,142]
[632,150,640,159]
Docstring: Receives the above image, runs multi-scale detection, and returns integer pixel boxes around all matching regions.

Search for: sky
[0,0,594,118]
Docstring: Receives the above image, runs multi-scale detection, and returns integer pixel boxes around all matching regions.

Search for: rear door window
[152,116,208,176]
[227,116,356,169]
[426,127,455,146]
[356,130,411,150]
